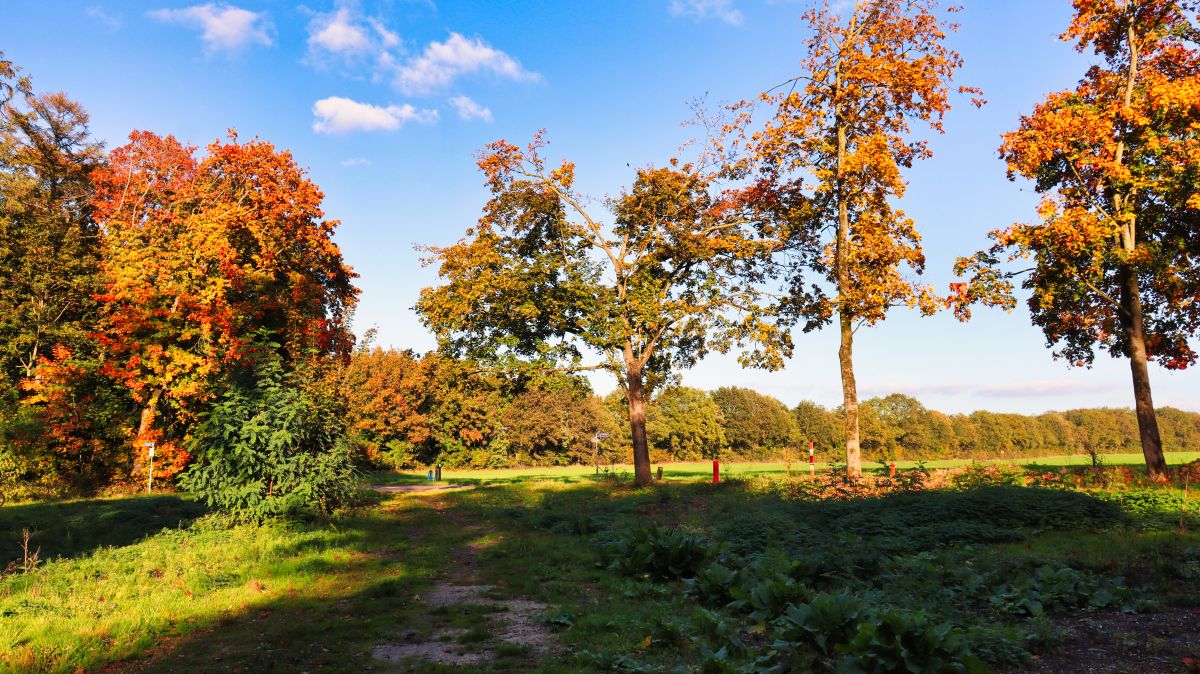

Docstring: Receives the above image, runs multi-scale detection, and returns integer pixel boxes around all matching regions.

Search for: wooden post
[713,459,720,484]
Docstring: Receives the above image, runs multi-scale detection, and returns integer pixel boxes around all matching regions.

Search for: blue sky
[4,0,1197,414]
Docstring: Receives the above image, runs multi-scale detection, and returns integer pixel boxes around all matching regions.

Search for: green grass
[364,451,1200,486]
[2,464,1198,673]
[0,493,465,673]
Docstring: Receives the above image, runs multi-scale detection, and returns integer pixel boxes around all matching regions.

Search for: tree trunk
[834,114,861,479]
[839,310,862,478]
[626,367,653,486]
[1120,270,1168,480]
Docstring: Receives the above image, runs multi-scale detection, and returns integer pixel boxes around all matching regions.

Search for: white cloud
[368,17,401,49]
[87,6,122,30]
[340,157,373,167]
[312,96,437,134]
[393,33,538,95]
[148,3,273,53]
[448,95,492,122]
[668,0,744,25]
[308,6,371,55]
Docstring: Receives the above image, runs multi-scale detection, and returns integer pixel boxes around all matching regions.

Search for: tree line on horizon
[344,346,1200,470]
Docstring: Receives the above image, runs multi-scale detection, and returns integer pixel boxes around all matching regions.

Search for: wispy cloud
[668,0,744,26]
[448,95,492,122]
[312,96,436,134]
[148,3,273,53]
[87,6,122,30]
[393,33,538,96]
[860,379,1118,400]
[340,157,373,167]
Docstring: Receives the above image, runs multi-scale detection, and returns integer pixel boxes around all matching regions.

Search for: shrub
[950,463,1025,490]
[179,350,357,522]
[605,526,711,580]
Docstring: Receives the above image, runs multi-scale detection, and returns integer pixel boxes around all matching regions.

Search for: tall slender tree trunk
[1120,270,1168,480]
[1107,27,1165,480]
[625,365,653,487]
[839,310,861,478]
[834,109,862,479]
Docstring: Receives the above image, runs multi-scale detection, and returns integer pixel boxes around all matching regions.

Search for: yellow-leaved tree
[951,0,1200,480]
[743,0,982,477]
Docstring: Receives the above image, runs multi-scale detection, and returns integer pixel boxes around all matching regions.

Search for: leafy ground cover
[2,464,1198,673]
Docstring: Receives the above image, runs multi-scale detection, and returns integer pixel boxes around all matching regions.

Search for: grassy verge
[2,466,1198,672]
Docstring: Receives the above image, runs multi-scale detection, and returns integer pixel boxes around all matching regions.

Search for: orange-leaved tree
[417,134,790,485]
[744,0,982,477]
[951,0,1200,480]
[91,131,358,479]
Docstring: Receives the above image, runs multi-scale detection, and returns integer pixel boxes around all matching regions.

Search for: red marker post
[808,441,815,475]
[713,459,720,484]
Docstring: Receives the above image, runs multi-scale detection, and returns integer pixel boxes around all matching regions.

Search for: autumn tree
[418,134,788,485]
[499,374,607,466]
[951,0,1199,479]
[340,345,433,467]
[0,60,135,494]
[0,91,104,386]
[745,0,981,477]
[91,132,358,479]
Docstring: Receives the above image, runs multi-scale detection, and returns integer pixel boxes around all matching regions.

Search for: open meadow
[3,458,1199,673]
[367,452,1200,486]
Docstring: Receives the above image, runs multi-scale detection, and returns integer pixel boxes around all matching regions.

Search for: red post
[889,462,896,477]
[713,459,720,483]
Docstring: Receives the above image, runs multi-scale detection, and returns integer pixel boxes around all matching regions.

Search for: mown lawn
[365,451,1200,486]
[2,466,1198,673]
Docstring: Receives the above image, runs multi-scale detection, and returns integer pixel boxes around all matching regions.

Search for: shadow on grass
[0,493,208,566]
[9,479,1192,673]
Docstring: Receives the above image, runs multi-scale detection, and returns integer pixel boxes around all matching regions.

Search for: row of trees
[0,53,359,508]
[341,347,1200,468]
[419,0,1200,483]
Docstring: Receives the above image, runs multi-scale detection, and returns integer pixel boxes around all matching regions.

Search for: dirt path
[370,495,557,669]
[368,484,474,493]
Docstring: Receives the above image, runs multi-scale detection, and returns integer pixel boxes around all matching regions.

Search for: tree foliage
[711,386,800,458]
[0,61,137,496]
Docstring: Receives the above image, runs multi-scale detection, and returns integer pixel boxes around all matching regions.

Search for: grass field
[2,458,1199,673]
[366,451,1200,486]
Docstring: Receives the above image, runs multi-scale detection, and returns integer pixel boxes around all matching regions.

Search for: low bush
[604,526,711,580]
[179,350,357,522]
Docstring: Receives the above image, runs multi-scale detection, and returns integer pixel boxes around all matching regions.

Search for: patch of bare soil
[371,582,556,667]
[372,496,558,669]
[1017,607,1200,674]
